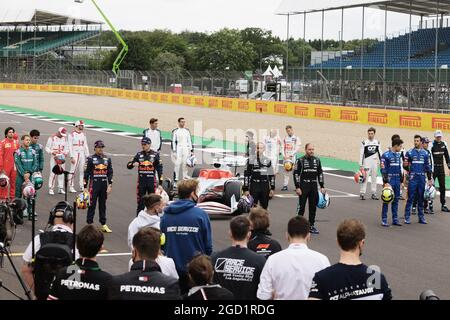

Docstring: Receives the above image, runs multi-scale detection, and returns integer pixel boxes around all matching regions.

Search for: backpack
[33,231,74,300]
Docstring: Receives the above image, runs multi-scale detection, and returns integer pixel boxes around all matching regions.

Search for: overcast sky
[2,0,438,41]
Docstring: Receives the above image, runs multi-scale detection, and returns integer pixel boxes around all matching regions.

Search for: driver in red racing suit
[0,127,19,200]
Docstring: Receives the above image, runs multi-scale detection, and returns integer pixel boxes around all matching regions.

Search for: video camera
[0,199,27,247]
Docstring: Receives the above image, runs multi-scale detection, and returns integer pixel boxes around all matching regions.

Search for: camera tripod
[0,243,32,300]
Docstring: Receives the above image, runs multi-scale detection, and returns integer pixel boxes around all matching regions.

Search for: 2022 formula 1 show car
[162,157,247,216]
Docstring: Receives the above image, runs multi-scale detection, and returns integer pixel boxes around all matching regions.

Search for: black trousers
[136,180,156,214]
[297,183,318,226]
[157,162,163,180]
[412,193,429,210]
[177,271,191,295]
[87,181,107,225]
[250,182,270,209]
[434,173,446,206]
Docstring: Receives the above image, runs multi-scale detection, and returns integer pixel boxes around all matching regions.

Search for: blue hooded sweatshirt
[160,199,213,273]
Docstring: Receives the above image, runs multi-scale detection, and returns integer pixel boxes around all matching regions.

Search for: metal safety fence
[1,58,449,113]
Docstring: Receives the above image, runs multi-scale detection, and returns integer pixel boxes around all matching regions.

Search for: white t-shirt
[257,243,330,300]
[23,225,79,263]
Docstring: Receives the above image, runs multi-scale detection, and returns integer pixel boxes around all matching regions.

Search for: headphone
[48,201,74,225]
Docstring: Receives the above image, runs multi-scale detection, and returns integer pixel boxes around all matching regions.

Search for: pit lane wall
[1,82,449,132]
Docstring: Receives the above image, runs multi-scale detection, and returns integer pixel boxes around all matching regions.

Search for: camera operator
[21,201,77,300]
[48,225,112,300]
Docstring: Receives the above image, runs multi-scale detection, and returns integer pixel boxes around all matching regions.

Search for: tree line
[90,28,378,73]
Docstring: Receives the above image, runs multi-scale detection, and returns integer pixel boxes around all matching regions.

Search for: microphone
[420,290,440,300]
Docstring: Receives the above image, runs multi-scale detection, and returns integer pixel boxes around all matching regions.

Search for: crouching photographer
[21,201,77,300]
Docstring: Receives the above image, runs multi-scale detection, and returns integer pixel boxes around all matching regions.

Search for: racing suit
[45,135,69,191]
[68,130,89,191]
[243,155,275,209]
[14,146,37,216]
[246,139,256,158]
[293,155,324,227]
[30,142,44,172]
[143,128,163,179]
[430,140,450,207]
[171,127,193,181]
[282,135,301,187]
[381,150,402,224]
[413,148,434,211]
[0,138,19,200]
[131,150,161,214]
[84,153,113,225]
[264,135,282,176]
[404,148,432,222]
[360,139,381,195]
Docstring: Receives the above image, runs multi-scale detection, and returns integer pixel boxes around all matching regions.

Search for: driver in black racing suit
[293,143,325,235]
[243,142,275,209]
[128,137,161,215]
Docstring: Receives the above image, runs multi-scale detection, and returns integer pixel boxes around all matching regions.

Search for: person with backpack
[21,201,77,300]
[48,225,112,300]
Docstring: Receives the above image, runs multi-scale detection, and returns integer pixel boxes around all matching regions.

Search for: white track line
[326,187,358,197]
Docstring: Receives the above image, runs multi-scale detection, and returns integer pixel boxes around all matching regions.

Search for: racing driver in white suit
[68,120,89,193]
[45,127,69,195]
[282,125,301,191]
[171,117,193,182]
[264,129,282,190]
[359,127,381,200]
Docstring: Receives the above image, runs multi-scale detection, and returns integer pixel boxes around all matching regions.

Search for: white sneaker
[49,189,55,195]
[58,188,66,195]
[69,187,77,193]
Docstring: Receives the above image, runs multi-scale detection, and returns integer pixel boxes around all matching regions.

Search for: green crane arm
[91,0,128,76]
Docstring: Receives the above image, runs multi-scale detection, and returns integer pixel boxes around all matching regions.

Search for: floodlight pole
[434,0,439,110]
[408,1,412,110]
[383,5,387,107]
[360,6,365,107]
[340,8,344,105]
[302,11,306,93]
[77,0,128,77]
[286,13,290,92]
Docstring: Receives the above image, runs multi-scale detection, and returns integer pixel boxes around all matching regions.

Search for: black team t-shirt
[309,263,392,300]
[211,246,266,300]
[247,231,282,259]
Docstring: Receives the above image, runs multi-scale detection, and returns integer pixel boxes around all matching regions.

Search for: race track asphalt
[0,112,449,300]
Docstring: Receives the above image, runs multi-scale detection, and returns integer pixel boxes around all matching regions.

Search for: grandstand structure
[280,0,450,111]
[0,10,103,82]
